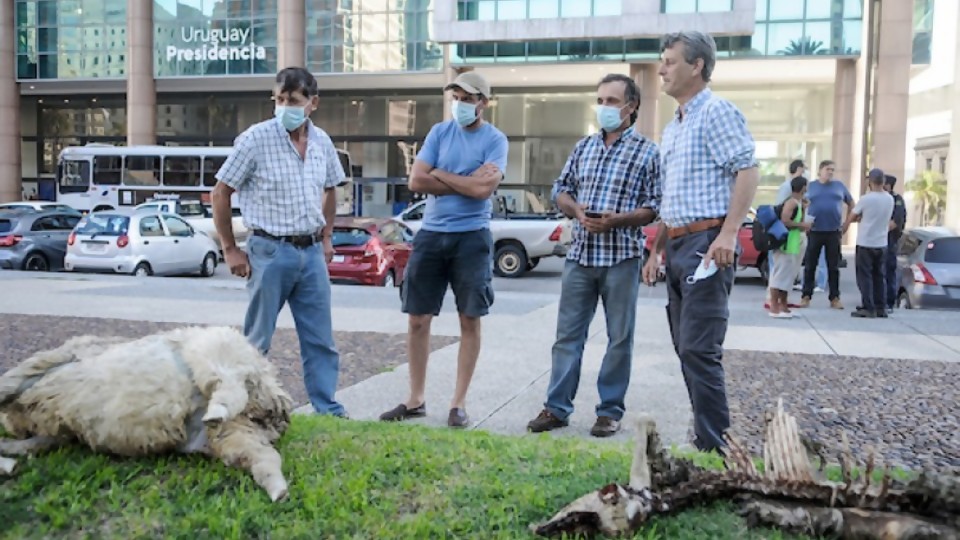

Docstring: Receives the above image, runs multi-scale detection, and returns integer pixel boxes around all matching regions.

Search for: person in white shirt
[842,168,895,319]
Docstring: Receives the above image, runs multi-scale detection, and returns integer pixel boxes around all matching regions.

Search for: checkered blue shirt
[552,127,662,267]
[215,118,346,236]
[659,88,757,228]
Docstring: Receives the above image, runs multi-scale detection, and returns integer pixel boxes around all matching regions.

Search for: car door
[162,214,204,273]
[393,223,415,278]
[32,214,78,269]
[138,215,176,274]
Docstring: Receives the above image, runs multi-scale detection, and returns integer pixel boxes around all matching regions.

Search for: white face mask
[686,252,718,284]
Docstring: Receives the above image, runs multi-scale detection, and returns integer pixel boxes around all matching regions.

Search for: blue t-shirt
[416,120,509,233]
[806,179,853,232]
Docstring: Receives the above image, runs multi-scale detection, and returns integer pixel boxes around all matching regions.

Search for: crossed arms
[408,160,503,201]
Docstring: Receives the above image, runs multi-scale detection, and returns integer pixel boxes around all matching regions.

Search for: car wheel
[381,270,395,287]
[494,244,528,278]
[897,290,912,309]
[201,252,217,277]
[133,262,152,277]
[22,252,50,272]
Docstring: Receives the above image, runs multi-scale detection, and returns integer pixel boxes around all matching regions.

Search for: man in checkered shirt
[526,74,662,438]
[212,67,347,417]
[642,32,760,453]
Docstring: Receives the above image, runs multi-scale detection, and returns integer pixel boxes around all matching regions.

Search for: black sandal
[378,403,426,421]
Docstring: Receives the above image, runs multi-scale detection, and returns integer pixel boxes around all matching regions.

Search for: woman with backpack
[768,176,811,318]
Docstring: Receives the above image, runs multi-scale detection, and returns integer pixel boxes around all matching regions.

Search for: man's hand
[703,230,737,269]
[471,163,501,179]
[322,236,335,264]
[224,246,250,278]
[582,211,616,234]
[642,253,660,286]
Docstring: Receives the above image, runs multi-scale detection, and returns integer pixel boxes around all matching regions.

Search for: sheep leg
[0,351,78,406]
[0,436,62,456]
[200,376,250,428]
[209,425,288,502]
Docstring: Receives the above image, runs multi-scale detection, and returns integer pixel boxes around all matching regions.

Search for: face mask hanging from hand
[686,252,719,284]
[275,105,308,131]
[451,100,479,127]
[595,104,626,132]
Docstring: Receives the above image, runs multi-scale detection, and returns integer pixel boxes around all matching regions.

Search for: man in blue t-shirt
[800,160,855,308]
[379,71,508,429]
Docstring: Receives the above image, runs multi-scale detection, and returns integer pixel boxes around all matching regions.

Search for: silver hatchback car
[65,211,219,277]
[896,227,960,310]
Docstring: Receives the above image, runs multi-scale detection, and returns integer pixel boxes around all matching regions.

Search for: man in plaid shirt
[643,32,760,453]
[527,74,662,438]
[212,67,347,417]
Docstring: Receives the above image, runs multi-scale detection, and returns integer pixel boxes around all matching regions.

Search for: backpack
[752,203,791,252]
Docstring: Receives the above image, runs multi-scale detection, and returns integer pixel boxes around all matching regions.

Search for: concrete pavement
[1,260,958,448]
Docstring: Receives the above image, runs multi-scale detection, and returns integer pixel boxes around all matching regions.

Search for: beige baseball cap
[444,71,491,98]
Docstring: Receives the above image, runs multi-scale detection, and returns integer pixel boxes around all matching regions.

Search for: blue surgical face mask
[595,104,626,132]
[275,104,308,131]
[451,100,479,127]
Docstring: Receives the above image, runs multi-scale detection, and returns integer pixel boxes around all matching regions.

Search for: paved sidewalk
[2,270,959,448]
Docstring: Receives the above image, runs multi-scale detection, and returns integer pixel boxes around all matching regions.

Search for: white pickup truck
[395,191,573,278]
[134,199,249,253]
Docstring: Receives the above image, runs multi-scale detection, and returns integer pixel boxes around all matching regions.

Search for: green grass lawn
[0,416,814,540]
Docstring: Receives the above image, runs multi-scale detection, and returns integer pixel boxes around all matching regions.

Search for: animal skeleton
[533,400,960,539]
[0,327,293,502]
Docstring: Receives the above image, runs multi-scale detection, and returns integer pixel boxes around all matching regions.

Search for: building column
[278,0,305,69]
[946,4,960,231]
[870,0,912,190]
[0,0,21,203]
[831,59,857,192]
[127,0,156,146]
[630,63,660,141]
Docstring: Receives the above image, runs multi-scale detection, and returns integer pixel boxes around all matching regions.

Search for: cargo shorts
[400,229,494,318]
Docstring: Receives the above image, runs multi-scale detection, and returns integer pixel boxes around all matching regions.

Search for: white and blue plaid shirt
[215,118,346,236]
[659,88,757,228]
[552,126,662,267]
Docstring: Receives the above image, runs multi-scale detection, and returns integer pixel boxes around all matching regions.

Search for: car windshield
[76,214,130,236]
[179,202,208,217]
[332,228,371,247]
[925,237,960,264]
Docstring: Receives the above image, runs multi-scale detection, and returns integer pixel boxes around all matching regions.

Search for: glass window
[699,0,733,13]
[94,155,123,185]
[925,238,960,264]
[593,1,621,15]
[59,160,91,192]
[139,216,165,237]
[768,23,806,54]
[843,19,861,54]
[843,0,861,18]
[663,0,697,14]
[163,156,202,187]
[803,22,831,54]
[769,1,804,20]
[560,0,590,17]
[163,215,193,237]
[529,0,559,19]
[756,0,768,20]
[805,0,833,19]
[123,156,161,186]
[202,156,227,187]
[76,214,129,236]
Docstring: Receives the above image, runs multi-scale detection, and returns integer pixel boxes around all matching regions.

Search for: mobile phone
[585,211,603,219]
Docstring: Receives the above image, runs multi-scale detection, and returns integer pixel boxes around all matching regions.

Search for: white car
[65,211,219,277]
[0,201,78,213]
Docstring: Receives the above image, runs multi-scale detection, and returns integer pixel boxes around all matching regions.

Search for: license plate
[332,255,345,263]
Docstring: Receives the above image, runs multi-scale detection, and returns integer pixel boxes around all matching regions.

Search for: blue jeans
[545,258,641,421]
[815,251,827,290]
[245,234,345,416]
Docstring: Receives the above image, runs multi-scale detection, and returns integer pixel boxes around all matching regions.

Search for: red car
[641,209,767,282]
[328,217,413,287]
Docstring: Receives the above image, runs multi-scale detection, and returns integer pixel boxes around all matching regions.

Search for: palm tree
[906,170,947,225]
[777,37,825,56]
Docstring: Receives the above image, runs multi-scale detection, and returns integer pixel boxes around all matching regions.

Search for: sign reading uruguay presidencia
[166,27,267,63]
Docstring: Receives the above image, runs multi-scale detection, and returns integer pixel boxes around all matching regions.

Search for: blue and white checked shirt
[659,88,757,228]
[215,118,346,236]
[552,126,662,267]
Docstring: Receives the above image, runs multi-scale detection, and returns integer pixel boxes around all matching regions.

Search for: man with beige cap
[380,70,508,428]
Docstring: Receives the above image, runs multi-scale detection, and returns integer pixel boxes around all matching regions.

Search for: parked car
[0,210,82,271]
[395,189,573,278]
[895,226,960,310]
[64,211,219,277]
[0,201,79,214]
[135,198,249,253]
[641,208,765,282]
[328,217,413,287]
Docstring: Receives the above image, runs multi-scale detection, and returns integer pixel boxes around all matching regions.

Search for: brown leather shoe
[527,409,569,433]
[379,403,426,422]
[798,296,811,308]
[448,408,470,428]
[590,416,621,437]
[830,298,844,310]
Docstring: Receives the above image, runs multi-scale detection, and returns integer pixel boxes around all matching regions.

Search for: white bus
[55,144,355,215]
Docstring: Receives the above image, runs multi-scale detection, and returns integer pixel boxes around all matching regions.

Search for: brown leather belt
[666,217,725,240]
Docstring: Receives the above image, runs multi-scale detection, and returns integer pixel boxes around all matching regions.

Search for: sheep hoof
[266,478,289,502]
[0,456,17,475]
[202,403,229,426]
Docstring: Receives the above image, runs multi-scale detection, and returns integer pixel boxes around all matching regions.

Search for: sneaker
[527,409,569,433]
[814,286,824,293]
[590,416,622,438]
[830,298,844,310]
[379,402,426,422]
[769,311,793,319]
[851,308,876,318]
[798,296,811,308]
[448,408,470,428]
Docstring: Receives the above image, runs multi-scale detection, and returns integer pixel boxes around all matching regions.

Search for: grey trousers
[664,227,734,453]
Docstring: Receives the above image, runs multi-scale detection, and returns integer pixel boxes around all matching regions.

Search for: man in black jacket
[883,174,907,312]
